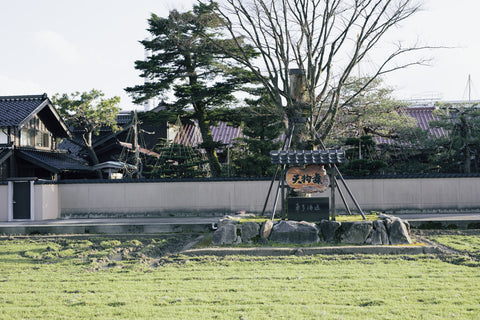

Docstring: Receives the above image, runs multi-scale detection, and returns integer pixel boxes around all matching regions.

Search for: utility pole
[133,111,142,179]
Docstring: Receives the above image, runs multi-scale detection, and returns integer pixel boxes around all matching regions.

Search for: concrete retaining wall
[0,176,479,221]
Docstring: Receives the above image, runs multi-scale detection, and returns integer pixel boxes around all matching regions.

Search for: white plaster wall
[60,180,280,216]
[339,178,480,212]
[0,177,478,220]
[0,185,7,221]
[58,177,480,217]
[340,179,424,210]
[34,184,60,220]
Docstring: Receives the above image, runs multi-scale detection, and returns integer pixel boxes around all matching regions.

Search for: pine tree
[144,143,208,179]
[230,92,285,177]
[125,2,256,177]
[430,103,480,173]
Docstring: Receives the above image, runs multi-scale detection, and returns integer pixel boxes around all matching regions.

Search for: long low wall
[1,176,479,221]
[342,177,480,213]
[59,177,480,218]
[59,180,278,218]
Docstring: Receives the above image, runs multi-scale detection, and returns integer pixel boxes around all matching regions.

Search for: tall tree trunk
[83,132,103,179]
[196,109,222,177]
[185,54,222,177]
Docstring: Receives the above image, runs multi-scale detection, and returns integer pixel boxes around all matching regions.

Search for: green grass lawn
[0,235,479,319]
[430,233,480,253]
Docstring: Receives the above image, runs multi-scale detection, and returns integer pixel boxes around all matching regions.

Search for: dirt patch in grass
[4,229,480,267]
[2,233,204,271]
[411,229,480,267]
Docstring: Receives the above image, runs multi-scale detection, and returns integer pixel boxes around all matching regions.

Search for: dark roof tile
[270,150,346,164]
[0,94,48,127]
[16,148,92,173]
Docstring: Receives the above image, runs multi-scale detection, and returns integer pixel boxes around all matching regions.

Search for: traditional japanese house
[0,94,92,180]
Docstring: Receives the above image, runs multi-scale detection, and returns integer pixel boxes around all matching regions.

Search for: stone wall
[211,215,412,246]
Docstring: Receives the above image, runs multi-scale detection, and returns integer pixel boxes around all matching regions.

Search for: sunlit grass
[230,213,379,224]
[0,235,479,319]
[430,233,480,253]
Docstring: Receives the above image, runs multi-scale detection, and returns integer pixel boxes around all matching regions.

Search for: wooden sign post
[269,150,346,221]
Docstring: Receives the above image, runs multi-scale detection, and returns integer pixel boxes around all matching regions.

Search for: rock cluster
[211,214,412,246]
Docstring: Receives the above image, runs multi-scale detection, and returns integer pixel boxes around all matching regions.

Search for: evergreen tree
[144,143,208,179]
[378,127,434,175]
[340,136,387,176]
[125,2,256,177]
[430,103,480,173]
[229,92,285,177]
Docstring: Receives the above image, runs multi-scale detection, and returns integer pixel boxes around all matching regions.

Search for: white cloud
[0,75,45,96]
[33,29,81,64]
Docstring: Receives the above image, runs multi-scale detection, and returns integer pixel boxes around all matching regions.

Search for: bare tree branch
[215,0,436,148]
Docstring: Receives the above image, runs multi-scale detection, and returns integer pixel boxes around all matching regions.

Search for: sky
[0,0,479,111]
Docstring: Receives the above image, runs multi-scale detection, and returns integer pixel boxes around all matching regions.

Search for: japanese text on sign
[286,165,329,193]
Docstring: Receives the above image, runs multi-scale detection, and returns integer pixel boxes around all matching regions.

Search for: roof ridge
[0,93,48,101]
[17,147,69,154]
[405,106,436,110]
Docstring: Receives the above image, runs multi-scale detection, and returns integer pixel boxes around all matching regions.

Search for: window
[0,128,7,144]
[19,116,51,148]
[28,127,35,146]
[20,128,28,146]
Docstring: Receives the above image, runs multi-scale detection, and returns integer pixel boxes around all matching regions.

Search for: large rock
[212,224,238,245]
[269,220,320,245]
[369,220,389,245]
[339,221,373,244]
[241,222,260,243]
[217,216,240,228]
[319,220,341,242]
[260,220,274,239]
[386,217,412,245]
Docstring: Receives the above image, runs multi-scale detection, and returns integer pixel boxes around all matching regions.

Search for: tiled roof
[174,121,244,147]
[403,107,446,138]
[173,107,450,149]
[270,150,346,164]
[16,148,92,173]
[116,112,133,126]
[374,106,447,145]
[57,138,85,158]
[0,94,48,127]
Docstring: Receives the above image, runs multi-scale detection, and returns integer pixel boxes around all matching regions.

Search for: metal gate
[13,181,31,219]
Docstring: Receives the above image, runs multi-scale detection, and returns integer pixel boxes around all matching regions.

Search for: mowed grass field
[0,233,479,319]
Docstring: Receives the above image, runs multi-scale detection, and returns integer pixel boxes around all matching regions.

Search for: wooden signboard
[286,164,329,193]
